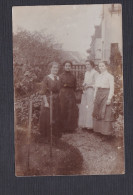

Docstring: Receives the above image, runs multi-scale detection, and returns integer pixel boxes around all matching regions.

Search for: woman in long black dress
[39,61,62,141]
[59,61,78,133]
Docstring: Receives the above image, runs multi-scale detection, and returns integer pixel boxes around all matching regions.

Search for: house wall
[89,4,122,65]
[102,4,122,62]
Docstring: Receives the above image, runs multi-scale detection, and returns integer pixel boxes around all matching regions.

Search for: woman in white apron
[78,60,99,131]
[93,61,115,137]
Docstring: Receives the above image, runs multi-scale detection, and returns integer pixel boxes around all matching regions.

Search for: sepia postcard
[12,4,125,176]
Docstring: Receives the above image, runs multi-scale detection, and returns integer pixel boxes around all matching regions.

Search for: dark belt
[85,86,93,89]
[97,87,109,90]
[62,86,74,89]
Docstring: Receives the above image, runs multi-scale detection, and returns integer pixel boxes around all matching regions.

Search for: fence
[71,64,86,88]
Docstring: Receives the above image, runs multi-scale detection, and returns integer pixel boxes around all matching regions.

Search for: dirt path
[61,128,124,175]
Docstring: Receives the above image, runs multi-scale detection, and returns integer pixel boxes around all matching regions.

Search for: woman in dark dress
[39,62,62,141]
[59,61,78,133]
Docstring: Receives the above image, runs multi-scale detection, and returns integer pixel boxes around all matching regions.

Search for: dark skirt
[93,88,114,135]
[39,94,62,139]
[59,88,78,132]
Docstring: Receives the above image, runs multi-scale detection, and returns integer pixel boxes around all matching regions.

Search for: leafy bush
[109,51,124,137]
[15,94,42,131]
[113,114,124,138]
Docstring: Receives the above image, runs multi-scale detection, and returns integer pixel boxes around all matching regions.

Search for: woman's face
[85,62,92,71]
[51,64,59,75]
[64,63,71,72]
[98,62,107,73]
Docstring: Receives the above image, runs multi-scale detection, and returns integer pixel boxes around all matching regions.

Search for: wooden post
[50,91,53,158]
[27,99,32,170]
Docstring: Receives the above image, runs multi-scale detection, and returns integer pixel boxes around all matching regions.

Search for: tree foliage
[13,30,65,98]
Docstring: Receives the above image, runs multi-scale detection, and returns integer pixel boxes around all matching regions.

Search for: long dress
[59,71,78,133]
[78,69,99,129]
[39,74,61,139]
[92,70,115,135]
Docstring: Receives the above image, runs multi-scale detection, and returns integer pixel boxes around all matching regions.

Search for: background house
[88,4,122,66]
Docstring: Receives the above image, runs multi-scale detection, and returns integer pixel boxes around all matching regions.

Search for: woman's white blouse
[95,70,114,100]
[48,74,59,80]
[83,69,99,86]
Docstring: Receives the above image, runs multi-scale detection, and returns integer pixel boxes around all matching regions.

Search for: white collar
[48,74,59,80]
[86,68,96,74]
[101,70,108,75]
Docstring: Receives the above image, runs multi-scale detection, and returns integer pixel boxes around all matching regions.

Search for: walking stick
[27,99,32,171]
[50,91,53,158]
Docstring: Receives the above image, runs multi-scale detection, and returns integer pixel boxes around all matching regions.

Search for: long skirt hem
[93,118,114,135]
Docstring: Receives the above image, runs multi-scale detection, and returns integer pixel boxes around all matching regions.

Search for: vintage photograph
[12,4,124,176]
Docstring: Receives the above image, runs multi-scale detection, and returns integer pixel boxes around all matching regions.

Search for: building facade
[88,4,122,66]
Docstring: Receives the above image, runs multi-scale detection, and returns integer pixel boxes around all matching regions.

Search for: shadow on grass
[15,129,83,176]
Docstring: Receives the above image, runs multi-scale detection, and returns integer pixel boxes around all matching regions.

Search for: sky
[12,5,102,57]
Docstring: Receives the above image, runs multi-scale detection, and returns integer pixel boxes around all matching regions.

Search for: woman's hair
[99,61,109,67]
[63,60,73,67]
[98,61,110,70]
[48,61,60,69]
[46,61,60,74]
[85,60,95,68]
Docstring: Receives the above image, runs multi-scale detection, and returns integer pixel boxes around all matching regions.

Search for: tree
[13,30,63,98]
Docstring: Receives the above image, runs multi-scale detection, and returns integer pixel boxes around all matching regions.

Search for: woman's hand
[83,84,92,90]
[93,98,96,103]
[83,84,88,90]
[106,99,111,105]
[45,102,49,108]
[83,86,87,90]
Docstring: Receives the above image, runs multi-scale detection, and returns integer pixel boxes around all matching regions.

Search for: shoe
[94,132,104,139]
[66,130,76,134]
[82,128,87,131]
[87,128,94,133]
[101,135,115,142]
